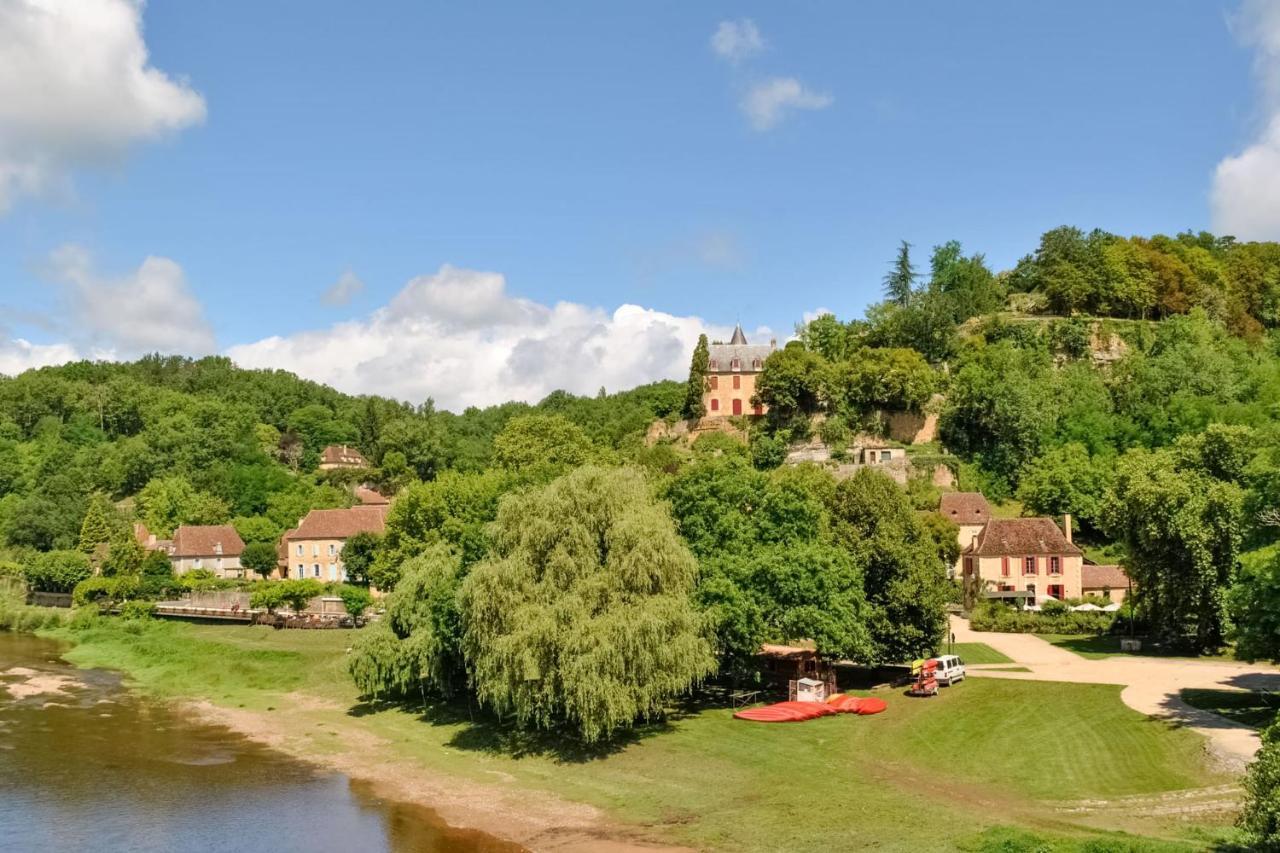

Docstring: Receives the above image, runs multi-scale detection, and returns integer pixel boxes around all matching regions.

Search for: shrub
[72,575,142,608]
[251,579,323,613]
[749,432,787,470]
[1241,718,1280,850]
[26,550,92,593]
[968,601,1113,635]
[118,600,156,621]
[332,583,372,618]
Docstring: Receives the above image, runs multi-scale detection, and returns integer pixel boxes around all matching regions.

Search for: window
[732,398,743,416]
[1025,584,1037,607]
[296,564,304,579]
[880,450,891,462]
[1001,556,1010,577]
[296,544,303,556]
[710,398,719,412]
[753,403,763,416]
[709,359,718,370]
[731,358,740,371]
[328,563,338,581]
[963,557,975,576]
[312,544,319,557]
[1024,556,1037,575]
[1048,584,1064,601]
[328,543,336,557]
[313,564,321,578]
[1049,556,1061,575]
[732,375,741,390]
[193,558,202,569]
[752,358,762,370]
[708,375,718,390]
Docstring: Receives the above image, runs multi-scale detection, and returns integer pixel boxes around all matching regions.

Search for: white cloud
[322,270,365,306]
[1211,0,1280,240]
[0,338,81,377]
[227,264,772,411]
[47,244,216,356]
[711,19,764,64]
[0,0,206,212]
[741,77,833,131]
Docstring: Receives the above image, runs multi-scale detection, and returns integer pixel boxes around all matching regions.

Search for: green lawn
[1182,688,1280,730]
[949,642,1013,665]
[1043,634,1239,662]
[48,618,1238,852]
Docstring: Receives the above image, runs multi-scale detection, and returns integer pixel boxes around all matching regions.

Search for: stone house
[939,492,992,577]
[701,325,776,418]
[169,525,247,579]
[278,505,389,582]
[1081,563,1132,604]
[960,516,1083,605]
[318,444,370,470]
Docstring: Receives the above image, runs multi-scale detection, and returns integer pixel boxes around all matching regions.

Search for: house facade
[169,525,246,579]
[939,492,991,576]
[960,516,1083,605]
[701,325,776,418]
[278,505,389,582]
[1082,563,1132,604]
[318,444,370,470]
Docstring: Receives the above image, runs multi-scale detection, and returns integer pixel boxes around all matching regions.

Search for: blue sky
[1,1,1277,408]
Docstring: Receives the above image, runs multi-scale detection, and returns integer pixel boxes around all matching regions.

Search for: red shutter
[732,399,743,415]
[710,398,719,411]
[1001,556,1009,577]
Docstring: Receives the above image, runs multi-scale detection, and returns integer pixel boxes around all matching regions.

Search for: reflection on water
[0,632,522,853]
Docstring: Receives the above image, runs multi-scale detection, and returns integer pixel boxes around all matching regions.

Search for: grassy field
[949,642,1013,665]
[46,618,1243,852]
[1042,634,1239,662]
[1182,688,1280,730]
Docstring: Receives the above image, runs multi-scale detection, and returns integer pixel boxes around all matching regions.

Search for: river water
[0,632,521,853]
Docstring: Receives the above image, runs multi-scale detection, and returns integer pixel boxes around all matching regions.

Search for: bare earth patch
[0,666,79,700]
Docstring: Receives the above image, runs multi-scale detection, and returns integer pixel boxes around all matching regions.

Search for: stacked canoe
[733,693,887,722]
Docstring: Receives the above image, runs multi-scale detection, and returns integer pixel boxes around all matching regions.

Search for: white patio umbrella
[1072,603,1102,612]
[1102,603,1122,612]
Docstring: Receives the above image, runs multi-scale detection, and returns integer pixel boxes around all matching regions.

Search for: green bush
[969,601,1113,635]
[332,583,372,618]
[118,600,156,621]
[25,550,92,593]
[72,575,142,607]
[1241,718,1280,851]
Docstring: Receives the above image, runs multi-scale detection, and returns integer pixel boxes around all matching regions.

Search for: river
[0,632,522,853]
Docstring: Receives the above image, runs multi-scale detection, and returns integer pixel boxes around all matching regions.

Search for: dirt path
[952,616,1280,770]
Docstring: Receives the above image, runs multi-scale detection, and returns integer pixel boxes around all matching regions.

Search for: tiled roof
[320,444,369,466]
[283,506,388,541]
[170,525,245,558]
[355,486,389,506]
[939,492,991,526]
[964,518,1081,557]
[1082,564,1130,590]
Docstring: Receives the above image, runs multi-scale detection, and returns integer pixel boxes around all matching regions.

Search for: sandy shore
[180,697,695,853]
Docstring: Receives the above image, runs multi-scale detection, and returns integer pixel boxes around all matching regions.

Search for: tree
[828,470,950,662]
[800,314,857,362]
[341,530,382,586]
[459,466,715,743]
[491,414,593,476]
[101,535,144,577]
[136,476,230,537]
[378,416,444,480]
[882,240,917,307]
[349,545,466,700]
[682,334,709,420]
[240,541,279,579]
[333,583,373,618]
[25,550,92,593]
[78,495,122,554]
[828,347,938,416]
[141,549,173,578]
[1240,719,1280,850]
[754,344,828,418]
[1103,431,1246,652]
[251,578,324,614]
[1016,443,1113,533]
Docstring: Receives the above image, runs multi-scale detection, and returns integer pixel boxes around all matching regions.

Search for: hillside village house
[168,525,247,579]
[318,444,370,470]
[960,516,1083,605]
[279,505,389,582]
[702,326,776,418]
[939,492,992,577]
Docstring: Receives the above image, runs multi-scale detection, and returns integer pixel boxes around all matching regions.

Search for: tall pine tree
[78,495,120,555]
[882,240,918,306]
[682,334,710,420]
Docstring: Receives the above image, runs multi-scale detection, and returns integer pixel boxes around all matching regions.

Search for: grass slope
[50,619,1238,852]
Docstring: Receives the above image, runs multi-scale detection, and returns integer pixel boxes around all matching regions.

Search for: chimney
[1062,513,1072,544]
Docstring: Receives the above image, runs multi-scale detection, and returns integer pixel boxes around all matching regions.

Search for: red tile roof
[355,486,389,506]
[283,506,388,541]
[964,518,1081,557]
[939,492,991,525]
[170,525,245,558]
[320,445,369,467]
[1082,564,1131,590]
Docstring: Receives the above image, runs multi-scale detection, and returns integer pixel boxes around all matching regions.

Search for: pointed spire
[729,324,747,345]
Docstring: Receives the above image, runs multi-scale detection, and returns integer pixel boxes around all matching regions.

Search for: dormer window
[731,358,741,371]
[752,358,762,370]
[709,359,718,371]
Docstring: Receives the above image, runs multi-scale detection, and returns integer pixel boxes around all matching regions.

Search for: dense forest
[7,224,1280,752]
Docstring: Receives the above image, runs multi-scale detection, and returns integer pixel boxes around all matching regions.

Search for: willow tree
[459,466,714,743]
[348,545,465,701]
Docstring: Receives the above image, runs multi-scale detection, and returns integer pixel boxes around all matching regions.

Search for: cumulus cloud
[0,338,82,377]
[711,19,764,64]
[228,264,771,410]
[0,0,206,212]
[741,77,833,131]
[47,244,216,356]
[1211,0,1280,240]
[322,270,365,306]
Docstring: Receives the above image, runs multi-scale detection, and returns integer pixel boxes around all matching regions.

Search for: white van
[932,655,966,686]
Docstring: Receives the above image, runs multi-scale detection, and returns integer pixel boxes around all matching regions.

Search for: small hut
[757,642,837,702]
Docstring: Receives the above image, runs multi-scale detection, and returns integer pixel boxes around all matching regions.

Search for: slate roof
[1082,564,1131,589]
[320,444,369,467]
[170,525,245,558]
[283,506,388,541]
[964,517,1081,557]
[939,492,992,526]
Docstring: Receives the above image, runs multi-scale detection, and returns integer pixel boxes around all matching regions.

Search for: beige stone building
[318,444,370,470]
[960,516,1083,605]
[279,505,389,582]
[701,325,776,418]
[939,492,991,577]
[169,525,246,579]
[1082,563,1132,604]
